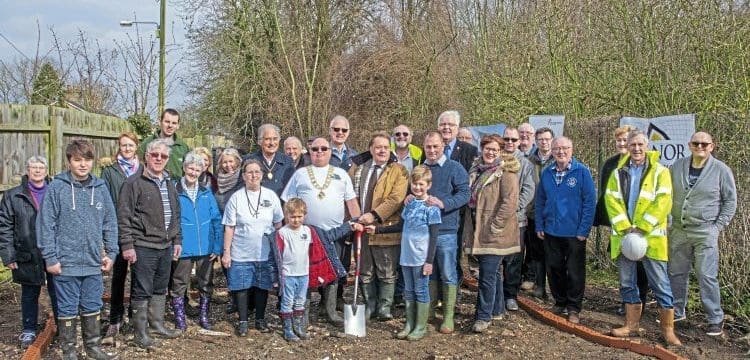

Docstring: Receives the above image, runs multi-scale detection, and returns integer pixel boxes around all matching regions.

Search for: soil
[1,275,747,359]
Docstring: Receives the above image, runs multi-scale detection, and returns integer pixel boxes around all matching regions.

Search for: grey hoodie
[36,171,118,277]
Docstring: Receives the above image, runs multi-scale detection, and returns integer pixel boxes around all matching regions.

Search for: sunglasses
[310,146,330,153]
[503,137,519,143]
[690,141,712,148]
[393,132,410,137]
[149,152,170,160]
[331,127,349,133]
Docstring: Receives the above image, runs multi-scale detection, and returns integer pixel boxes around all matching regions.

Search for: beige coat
[349,160,409,246]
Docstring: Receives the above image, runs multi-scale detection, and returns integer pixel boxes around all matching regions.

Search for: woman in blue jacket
[170,152,223,330]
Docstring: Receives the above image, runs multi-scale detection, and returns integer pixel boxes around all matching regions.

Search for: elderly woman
[0,156,59,348]
[170,151,223,330]
[221,159,283,336]
[214,148,244,213]
[462,134,520,333]
[100,132,144,338]
[193,146,218,191]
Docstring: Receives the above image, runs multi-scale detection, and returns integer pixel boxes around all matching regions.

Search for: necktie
[444,144,450,156]
[363,165,380,212]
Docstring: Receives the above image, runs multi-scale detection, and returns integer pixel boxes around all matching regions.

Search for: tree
[30,62,64,105]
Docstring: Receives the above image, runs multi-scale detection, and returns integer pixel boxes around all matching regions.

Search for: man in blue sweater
[420,131,470,334]
[535,136,595,325]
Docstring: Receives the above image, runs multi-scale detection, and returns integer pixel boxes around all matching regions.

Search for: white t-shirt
[222,186,283,262]
[278,225,312,276]
[281,165,357,230]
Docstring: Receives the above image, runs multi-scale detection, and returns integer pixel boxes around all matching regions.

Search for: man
[246,124,296,196]
[390,124,423,173]
[669,131,737,336]
[119,139,182,348]
[535,136,595,325]
[518,123,536,156]
[605,130,681,345]
[281,137,361,325]
[437,111,478,172]
[421,131,470,334]
[523,127,556,298]
[284,136,306,169]
[328,115,359,171]
[457,127,474,144]
[500,127,536,311]
[349,133,409,321]
[138,108,190,178]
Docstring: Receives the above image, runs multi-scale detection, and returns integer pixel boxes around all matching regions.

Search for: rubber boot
[376,282,395,321]
[81,312,115,360]
[324,284,344,325]
[396,301,416,339]
[302,299,310,332]
[199,294,212,330]
[293,309,310,340]
[236,321,249,337]
[407,301,430,341]
[439,284,457,334]
[428,281,439,320]
[281,313,300,342]
[131,300,155,349]
[148,295,181,338]
[362,281,378,321]
[658,308,683,346]
[172,296,187,331]
[611,303,643,337]
[58,316,78,360]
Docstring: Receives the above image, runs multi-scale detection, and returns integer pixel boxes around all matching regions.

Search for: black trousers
[131,246,172,302]
[109,251,131,323]
[544,235,586,313]
[502,226,526,300]
[524,219,547,290]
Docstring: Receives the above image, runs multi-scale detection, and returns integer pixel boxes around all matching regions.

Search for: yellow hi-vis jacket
[604,151,672,261]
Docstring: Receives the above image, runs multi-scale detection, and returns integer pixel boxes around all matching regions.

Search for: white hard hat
[621,232,648,261]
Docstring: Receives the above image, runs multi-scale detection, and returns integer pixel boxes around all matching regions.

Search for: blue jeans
[618,255,673,308]
[430,233,458,285]
[53,274,103,317]
[21,273,59,331]
[281,275,309,313]
[476,255,503,321]
[402,265,430,303]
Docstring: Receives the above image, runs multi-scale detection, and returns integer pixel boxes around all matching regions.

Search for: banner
[619,114,696,166]
[466,124,507,148]
[529,115,565,137]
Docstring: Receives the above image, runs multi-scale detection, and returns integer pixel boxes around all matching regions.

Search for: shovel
[344,230,366,337]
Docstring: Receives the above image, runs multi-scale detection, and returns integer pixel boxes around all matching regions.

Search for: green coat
[139,132,191,178]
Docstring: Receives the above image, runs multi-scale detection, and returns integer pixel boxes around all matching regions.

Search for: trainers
[492,313,505,321]
[551,305,568,316]
[19,331,36,349]
[520,281,535,291]
[567,311,580,324]
[706,321,723,336]
[472,320,491,333]
[505,299,519,311]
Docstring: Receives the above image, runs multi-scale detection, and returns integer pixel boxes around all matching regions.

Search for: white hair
[146,139,172,155]
[26,156,48,168]
[437,110,461,126]
[183,151,205,170]
[257,123,281,143]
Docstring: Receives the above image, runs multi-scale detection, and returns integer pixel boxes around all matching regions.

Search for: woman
[171,151,223,330]
[462,135,520,333]
[194,146,218,191]
[100,132,144,338]
[0,156,59,348]
[214,148,244,213]
[221,160,283,336]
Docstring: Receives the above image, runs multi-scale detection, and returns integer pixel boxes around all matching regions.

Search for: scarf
[181,177,199,203]
[217,168,240,194]
[117,154,140,177]
[468,159,502,208]
[28,181,48,209]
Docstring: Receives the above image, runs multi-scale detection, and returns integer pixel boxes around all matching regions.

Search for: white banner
[619,114,696,166]
[529,115,565,137]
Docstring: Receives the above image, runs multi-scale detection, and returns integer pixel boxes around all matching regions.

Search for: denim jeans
[618,255,673,308]
[430,233,458,285]
[281,275,309,313]
[131,246,172,301]
[53,274,103,317]
[476,255,503,321]
[402,265,430,303]
[21,272,59,331]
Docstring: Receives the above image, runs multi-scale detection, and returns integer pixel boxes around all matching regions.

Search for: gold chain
[306,165,335,199]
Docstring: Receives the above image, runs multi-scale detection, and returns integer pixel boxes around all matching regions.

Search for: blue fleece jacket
[424,156,470,234]
[535,157,596,238]
[36,171,118,276]
[177,183,224,257]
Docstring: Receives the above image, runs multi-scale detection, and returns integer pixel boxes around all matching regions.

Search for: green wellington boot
[396,300,416,339]
[407,301,431,341]
[439,284,457,334]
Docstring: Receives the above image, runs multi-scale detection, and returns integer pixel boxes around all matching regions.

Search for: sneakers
[505,299,519,311]
[567,311,580,324]
[492,313,505,321]
[706,321,724,336]
[472,320,491,333]
[520,281,535,291]
[551,305,568,316]
[18,331,36,349]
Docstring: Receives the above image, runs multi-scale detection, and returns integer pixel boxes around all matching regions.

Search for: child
[37,140,118,360]
[366,165,441,341]
[270,198,362,342]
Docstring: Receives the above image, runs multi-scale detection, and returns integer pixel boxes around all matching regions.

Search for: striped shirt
[148,172,172,230]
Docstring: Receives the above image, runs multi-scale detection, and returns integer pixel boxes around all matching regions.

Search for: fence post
[50,113,64,175]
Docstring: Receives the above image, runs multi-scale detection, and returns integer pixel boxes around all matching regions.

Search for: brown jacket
[349,159,409,246]
[463,156,521,256]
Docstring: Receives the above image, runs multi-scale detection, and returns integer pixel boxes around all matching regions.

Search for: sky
[0,0,190,111]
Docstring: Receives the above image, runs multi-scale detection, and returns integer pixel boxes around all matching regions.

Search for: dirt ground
[1,276,747,360]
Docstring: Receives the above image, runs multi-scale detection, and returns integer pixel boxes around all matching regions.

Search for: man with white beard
[390,124,423,173]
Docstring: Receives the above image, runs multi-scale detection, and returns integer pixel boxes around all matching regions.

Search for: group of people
[0,107,737,359]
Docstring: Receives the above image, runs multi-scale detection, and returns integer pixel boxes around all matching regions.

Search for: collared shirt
[331,144,351,163]
[180,177,198,203]
[393,150,414,173]
[627,161,645,220]
[147,171,172,230]
[444,138,457,159]
[554,162,571,185]
[425,154,448,167]
[360,163,384,212]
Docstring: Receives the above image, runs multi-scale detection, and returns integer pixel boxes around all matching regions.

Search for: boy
[37,140,118,360]
[270,198,362,342]
[366,165,441,341]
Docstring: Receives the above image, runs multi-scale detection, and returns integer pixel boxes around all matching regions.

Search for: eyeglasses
[690,141,712,148]
[503,137,519,143]
[537,138,553,142]
[393,132,409,137]
[439,122,457,128]
[482,148,501,153]
[149,152,170,160]
[28,165,46,170]
[310,146,330,153]
[331,127,349,133]
[552,146,572,152]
